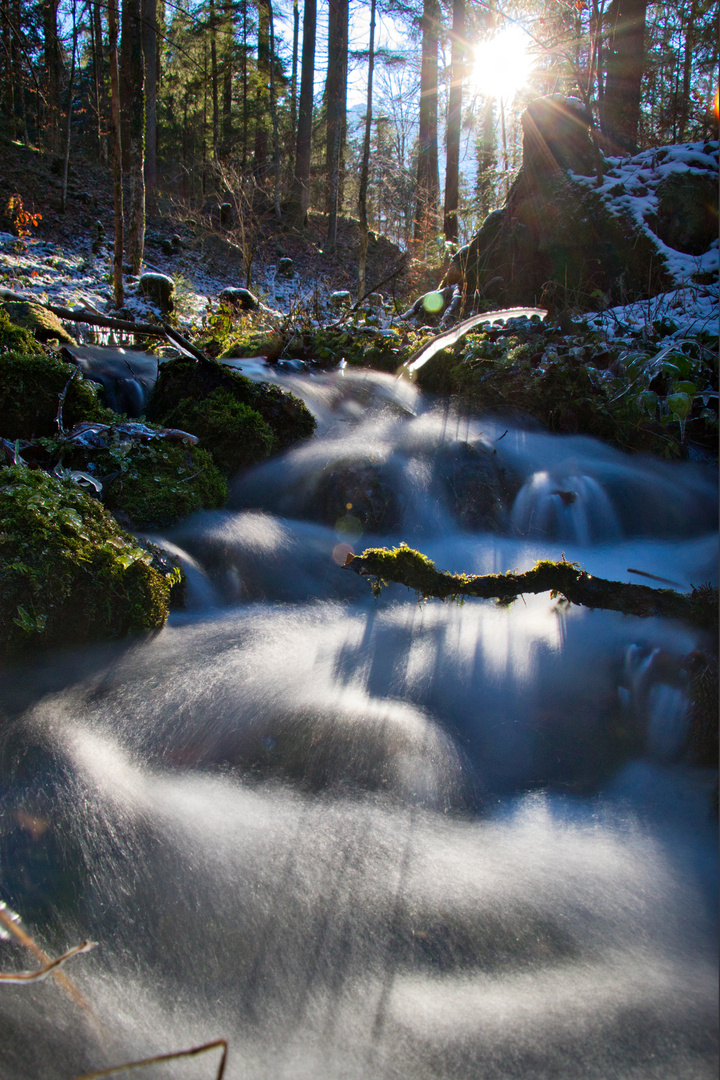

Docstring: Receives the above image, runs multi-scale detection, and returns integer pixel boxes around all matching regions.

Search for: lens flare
[472,25,535,102]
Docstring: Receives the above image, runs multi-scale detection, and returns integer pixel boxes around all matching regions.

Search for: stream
[1,367,718,1079]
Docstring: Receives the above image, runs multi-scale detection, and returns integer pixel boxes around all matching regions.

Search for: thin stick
[0,941,95,983]
[71,1037,229,1080]
[0,903,93,1011]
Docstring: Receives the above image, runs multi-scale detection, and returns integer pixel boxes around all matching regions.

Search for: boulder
[1,300,76,344]
[277,257,294,278]
[138,272,175,313]
[443,95,676,311]
[330,290,352,308]
[219,286,260,311]
[654,171,718,255]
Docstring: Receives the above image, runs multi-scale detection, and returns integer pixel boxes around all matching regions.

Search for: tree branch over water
[344,544,718,631]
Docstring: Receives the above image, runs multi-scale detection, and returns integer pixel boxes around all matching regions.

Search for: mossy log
[344,544,718,631]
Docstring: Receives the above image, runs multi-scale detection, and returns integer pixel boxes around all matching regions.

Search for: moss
[59,434,228,530]
[0,350,114,440]
[0,466,172,658]
[147,356,315,454]
[158,388,276,476]
[415,324,717,457]
[299,327,418,373]
[1,301,76,345]
[219,330,286,362]
[0,306,45,354]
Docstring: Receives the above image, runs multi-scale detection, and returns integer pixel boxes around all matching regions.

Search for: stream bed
[1,369,717,1079]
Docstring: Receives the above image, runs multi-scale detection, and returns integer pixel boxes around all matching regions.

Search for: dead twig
[71,1037,229,1080]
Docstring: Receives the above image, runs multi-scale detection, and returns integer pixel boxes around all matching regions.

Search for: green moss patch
[58,430,228,529]
[158,388,276,476]
[0,306,45,354]
[416,323,718,457]
[0,350,113,439]
[147,357,316,456]
[1,300,76,345]
[0,466,173,658]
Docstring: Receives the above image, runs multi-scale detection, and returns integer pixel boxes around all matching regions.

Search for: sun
[471,25,535,102]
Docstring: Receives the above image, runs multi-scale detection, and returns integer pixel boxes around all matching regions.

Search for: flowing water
[1,368,717,1079]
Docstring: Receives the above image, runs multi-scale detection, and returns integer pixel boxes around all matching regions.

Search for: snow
[1,139,717,350]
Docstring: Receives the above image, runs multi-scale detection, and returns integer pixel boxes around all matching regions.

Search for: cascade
[1,370,717,1080]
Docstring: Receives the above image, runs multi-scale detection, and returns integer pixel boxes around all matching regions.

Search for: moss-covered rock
[147,356,316,454]
[1,300,76,345]
[299,327,416,373]
[0,466,173,658]
[0,305,45,354]
[0,350,114,439]
[58,428,228,529]
[219,330,286,362]
[158,388,276,476]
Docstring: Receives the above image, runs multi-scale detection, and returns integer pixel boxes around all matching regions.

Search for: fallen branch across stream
[0,289,212,364]
[343,544,718,631]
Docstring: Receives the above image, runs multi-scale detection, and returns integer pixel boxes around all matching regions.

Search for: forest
[0,0,718,284]
[0,4,719,1080]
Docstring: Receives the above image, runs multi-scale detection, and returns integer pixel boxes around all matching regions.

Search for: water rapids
[0,367,717,1079]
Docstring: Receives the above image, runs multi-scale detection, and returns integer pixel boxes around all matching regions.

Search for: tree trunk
[120,0,145,273]
[414,0,440,242]
[325,0,348,252]
[209,0,219,158]
[255,0,270,177]
[443,0,464,242]
[221,0,234,154]
[142,0,158,200]
[602,0,648,153]
[357,0,376,301]
[42,0,62,150]
[269,0,281,219]
[108,0,124,309]
[60,3,78,215]
[289,0,317,226]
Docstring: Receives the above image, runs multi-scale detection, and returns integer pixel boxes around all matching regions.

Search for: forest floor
[0,139,416,327]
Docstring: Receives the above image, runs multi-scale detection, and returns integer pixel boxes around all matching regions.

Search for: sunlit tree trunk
[443,0,464,242]
[414,0,440,242]
[108,0,124,308]
[290,0,316,225]
[357,0,376,300]
[325,0,348,251]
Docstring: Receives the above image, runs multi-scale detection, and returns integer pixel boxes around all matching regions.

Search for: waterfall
[1,370,717,1080]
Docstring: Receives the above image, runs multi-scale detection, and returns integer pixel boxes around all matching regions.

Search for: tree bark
[443,0,464,242]
[269,0,281,219]
[344,545,718,631]
[108,0,124,309]
[289,0,317,226]
[357,0,376,300]
[121,0,146,273]
[60,3,78,215]
[209,0,219,158]
[325,0,348,252]
[142,0,158,200]
[414,0,441,242]
[602,0,648,153]
[42,0,62,150]
[255,0,270,177]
